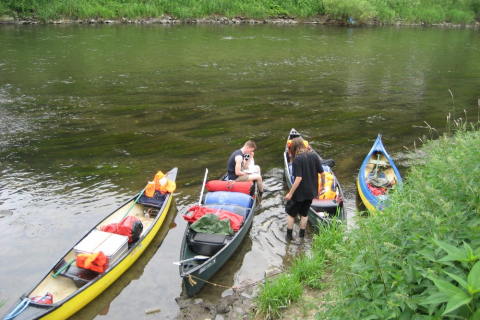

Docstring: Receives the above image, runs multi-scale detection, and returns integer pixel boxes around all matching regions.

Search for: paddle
[121,184,149,220]
[52,259,75,278]
[369,154,391,188]
[198,168,208,206]
[173,255,210,265]
[374,153,380,178]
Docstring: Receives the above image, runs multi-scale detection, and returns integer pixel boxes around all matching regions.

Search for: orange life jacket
[154,171,176,194]
[145,181,155,197]
[76,251,107,273]
[318,172,337,200]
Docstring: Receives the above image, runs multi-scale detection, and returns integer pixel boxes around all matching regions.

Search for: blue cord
[4,298,31,320]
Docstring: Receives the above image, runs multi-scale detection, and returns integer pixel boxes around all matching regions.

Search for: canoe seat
[186,228,230,256]
[368,159,389,167]
[53,259,100,288]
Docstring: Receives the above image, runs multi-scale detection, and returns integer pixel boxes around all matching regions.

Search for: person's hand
[319,186,325,195]
[285,192,292,201]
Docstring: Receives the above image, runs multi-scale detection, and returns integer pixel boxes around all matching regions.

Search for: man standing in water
[227,140,264,193]
[285,137,325,240]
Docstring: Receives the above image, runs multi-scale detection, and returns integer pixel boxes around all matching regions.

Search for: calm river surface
[0,24,479,319]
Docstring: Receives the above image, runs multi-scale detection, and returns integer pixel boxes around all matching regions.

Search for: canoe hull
[283,128,346,228]
[3,168,177,320]
[179,180,257,297]
[357,134,402,212]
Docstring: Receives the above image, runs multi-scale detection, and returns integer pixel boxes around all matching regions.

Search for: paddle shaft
[122,185,148,220]
[374,153,380,178]
[52,258,75,278]
[198,168,209,206]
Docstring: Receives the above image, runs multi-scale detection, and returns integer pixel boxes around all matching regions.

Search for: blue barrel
[204,191,253,209]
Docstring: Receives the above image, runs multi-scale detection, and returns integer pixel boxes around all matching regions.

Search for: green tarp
[190,214,234,235]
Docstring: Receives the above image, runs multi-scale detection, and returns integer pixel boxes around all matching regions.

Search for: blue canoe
[357,134,402,212]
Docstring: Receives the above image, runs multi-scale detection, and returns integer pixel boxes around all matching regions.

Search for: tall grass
[254,116,479,319]
[317,125,480,319]
[255,220,346,318]
[1,0,479,24]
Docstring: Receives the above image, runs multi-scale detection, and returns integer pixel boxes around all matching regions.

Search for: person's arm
[286,176,302,201]
[234,155,247,176]
[319,172,325,194]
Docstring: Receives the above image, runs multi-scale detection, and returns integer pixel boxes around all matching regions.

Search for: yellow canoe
[3,168,177,320]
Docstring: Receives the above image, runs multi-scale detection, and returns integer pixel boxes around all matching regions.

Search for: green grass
[1,0,479,24]
[254,116,480,319]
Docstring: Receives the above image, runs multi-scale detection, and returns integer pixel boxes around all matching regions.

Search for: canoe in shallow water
[283,128,346,228]
[357,134,402,212]
[179,170,258,297]
[2,168,177,320]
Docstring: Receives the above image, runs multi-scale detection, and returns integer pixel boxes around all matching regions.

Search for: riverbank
[1,14,479,28]
[254,123,480,319]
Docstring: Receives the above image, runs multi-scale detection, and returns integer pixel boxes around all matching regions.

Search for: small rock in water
[264,266,283,279]
[145,307,161,315]
[194,298,203,305]
[221,288,234,297]
[241,292,252,299]
[0,210,13,218]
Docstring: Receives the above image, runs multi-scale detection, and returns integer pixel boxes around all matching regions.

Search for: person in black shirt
[285,137,325,240]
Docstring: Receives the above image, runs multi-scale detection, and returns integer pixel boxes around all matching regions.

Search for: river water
[0,24,479,319]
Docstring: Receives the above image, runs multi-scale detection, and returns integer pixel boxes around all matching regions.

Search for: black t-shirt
[292,151,324,202]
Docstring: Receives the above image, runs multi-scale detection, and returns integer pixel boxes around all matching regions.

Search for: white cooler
[74,229,129,270]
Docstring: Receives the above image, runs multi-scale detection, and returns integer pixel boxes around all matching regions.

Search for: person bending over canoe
[227,140,264,193]
[285,137,325,240]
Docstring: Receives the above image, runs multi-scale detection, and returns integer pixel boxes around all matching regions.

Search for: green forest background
[1,0,479,24]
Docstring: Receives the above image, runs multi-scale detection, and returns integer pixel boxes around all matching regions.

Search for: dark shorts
[285,199,312,218]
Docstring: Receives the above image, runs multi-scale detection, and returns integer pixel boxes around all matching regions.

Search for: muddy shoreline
[1,15,479,28]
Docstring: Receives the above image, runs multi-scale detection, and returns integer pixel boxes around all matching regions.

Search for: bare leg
[287,214,295,230]
[300,216,308,229]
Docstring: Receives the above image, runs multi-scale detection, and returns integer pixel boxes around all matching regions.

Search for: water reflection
[0,24,479,319]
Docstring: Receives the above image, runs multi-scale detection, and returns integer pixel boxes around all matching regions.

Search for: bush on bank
[255,124,480,319]
[0,0,479,24]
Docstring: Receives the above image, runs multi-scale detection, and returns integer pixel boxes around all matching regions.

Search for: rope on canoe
[187,268,285,291]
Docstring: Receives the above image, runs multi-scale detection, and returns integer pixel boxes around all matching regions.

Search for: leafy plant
[421,240,480,318]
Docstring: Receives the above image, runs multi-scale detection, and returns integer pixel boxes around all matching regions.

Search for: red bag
[100,216,143,243]
[30,292,53,304]
[76,251,108,272]
[205,180,252,195]
[183,205,244,231]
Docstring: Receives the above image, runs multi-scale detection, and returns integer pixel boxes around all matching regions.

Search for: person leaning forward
[285,137,325,240]
[227,140,264,193]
